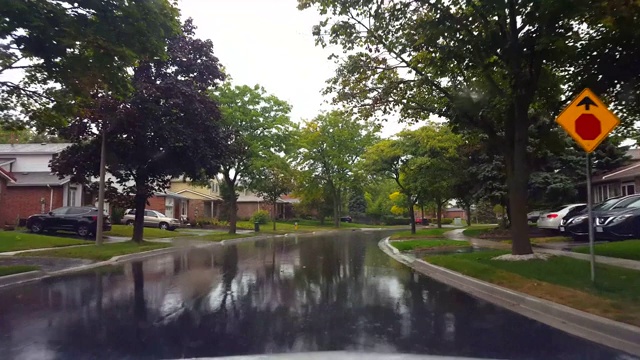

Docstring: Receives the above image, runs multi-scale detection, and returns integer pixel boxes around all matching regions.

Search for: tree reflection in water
[9,231,625,360]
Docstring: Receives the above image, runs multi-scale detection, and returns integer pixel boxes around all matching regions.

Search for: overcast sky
[178,0,407,137]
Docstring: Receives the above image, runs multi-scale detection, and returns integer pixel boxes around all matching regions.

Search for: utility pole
[96,127,107,245]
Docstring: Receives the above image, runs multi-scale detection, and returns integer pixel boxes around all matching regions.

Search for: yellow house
[169,178,223,221]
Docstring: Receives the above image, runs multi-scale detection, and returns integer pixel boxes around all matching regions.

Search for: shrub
[382,216,411,225]
[440,218,453,225]
[111,208,125,225]
[250,210,270,224]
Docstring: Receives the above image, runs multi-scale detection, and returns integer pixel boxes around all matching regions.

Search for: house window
[210,181,219,194]
[165,197,174,218]
[181,200,188,217]
[622,182,636,196]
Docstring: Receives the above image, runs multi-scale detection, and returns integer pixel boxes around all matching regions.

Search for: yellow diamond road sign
[556,88,620,153]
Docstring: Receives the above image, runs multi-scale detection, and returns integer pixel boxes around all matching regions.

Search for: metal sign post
[586,152,595,282]
[556,88,620,284]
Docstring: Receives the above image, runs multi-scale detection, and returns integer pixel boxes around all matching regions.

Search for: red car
[415,218,430,225]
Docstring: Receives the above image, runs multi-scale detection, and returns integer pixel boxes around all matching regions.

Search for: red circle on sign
[575,114,601,140]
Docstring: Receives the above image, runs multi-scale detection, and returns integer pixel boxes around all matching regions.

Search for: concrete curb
[0,270,44,287]
[379,237,640,357]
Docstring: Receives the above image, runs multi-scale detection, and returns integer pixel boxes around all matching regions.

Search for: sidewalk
[444,228,640,271]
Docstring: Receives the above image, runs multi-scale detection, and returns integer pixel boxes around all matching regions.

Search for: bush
[382,216,411,225]
[111,208,125,225]
[250,210,270,224]
[440,218,453,225]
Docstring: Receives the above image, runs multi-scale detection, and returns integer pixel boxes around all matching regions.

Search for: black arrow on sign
[577,96,598,110]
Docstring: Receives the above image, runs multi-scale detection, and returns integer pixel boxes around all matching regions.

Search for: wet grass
[0,231,88,253]
[0,265,38,277]
[462,225,497,237]
[105,225,193,239]
[391,239,470,252]
[20,241,171,261]
[390,228,452,240]
[501,236,573,245]
[426,250,640,326]
[236,219,394,234]
[574,240,640,261]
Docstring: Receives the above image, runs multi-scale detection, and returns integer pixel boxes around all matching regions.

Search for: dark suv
[26,206,112,238]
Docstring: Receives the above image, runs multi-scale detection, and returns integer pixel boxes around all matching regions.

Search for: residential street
[0,231,630,359]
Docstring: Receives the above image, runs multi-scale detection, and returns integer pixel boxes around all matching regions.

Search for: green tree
[1,0,180,127]
[297,0,598,254]
[249,158,295,231]
[296,111,378,227]
[212,83,293,234]
[51,21,227,242]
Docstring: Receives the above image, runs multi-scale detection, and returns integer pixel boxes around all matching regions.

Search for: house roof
[0,158,16,166]
[153,191,190,200]
[628,148,640,161]
[0,168,16,183]
[8,172,70,186]
[592,162,640,184]
[237,194,289,203]
[175,188,221,201]
[0,143,71,155]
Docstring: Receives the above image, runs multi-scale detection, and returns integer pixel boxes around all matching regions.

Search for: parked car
[122,209,181,230]
[26,206,111,238]
[415,217,430,225]
[537,204,586,231]
[562,195,640,240]
[527,210,547,223]
[340,216,352,223]
[595,206,640,241]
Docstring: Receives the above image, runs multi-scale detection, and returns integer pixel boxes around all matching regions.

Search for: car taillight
[91,216,97,221]
[547,214,558,219]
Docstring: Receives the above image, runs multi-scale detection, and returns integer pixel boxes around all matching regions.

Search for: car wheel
[30,221,44,234]
[159,222,169,230]
[77,224,90,237]
[126,220,134,226]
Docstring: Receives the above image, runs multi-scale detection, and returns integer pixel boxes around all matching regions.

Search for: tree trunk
[505,105,533,255]
[333,193,340,228]
[407,196,416,234]
[132,192,146,243]
[228,195,237,234]
[436,200,443,229]
[465,205,471,226]
[272,201,277,231]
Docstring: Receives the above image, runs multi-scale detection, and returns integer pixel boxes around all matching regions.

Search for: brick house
[147,191,189,220]
[591,148,640,202]
[0,167,17,225]
[169,177,295,221]
[0,143,84,223]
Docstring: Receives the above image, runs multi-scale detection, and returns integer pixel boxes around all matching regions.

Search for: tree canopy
[51,20,228,242]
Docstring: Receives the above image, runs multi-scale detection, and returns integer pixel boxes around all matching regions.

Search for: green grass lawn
[0,265,39,277]
[236,219,392,233]
[390,228,452,239]
[574,240,640,261]
[0,231,89,253]
[105,225,194,239]
[501,236,573,245]
[21,241,171,261]
[462,225,497,237]
[426,250,640,326]
[391,239,470,252]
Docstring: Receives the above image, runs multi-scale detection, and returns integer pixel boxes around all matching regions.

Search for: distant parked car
[26,206,111,238]
[527,210,547,223]
[122,209,181,230]
[415,218,430,225]
[537,204,586,231]
[340,216,352,223]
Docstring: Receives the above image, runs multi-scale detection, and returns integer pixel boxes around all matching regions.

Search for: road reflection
[0,231,633,359]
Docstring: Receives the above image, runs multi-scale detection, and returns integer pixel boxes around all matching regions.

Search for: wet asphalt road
[0,231,635,359]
